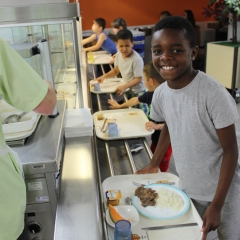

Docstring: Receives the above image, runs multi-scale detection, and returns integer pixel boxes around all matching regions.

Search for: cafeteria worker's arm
[33,80,56,115]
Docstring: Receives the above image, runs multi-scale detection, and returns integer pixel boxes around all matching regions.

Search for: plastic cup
[108,123,118,137]
[94,83,100,91]
[88,52,94,63]
[114,220,131,240]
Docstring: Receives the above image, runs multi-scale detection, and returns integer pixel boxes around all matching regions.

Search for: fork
[132,181,175,187]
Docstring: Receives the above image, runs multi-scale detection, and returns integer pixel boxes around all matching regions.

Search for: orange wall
[70,0,212,30]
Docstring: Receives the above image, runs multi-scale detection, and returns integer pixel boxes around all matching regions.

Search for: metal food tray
[90,78,129,94]
[93,109,153,140]
[4,115,41,141]
[102,173,203,240]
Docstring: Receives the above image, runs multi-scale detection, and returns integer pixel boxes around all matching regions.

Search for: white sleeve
[132,55,143,78]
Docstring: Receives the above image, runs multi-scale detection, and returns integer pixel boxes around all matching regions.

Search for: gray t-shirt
[151,71,240,201]
[115,50,145,93]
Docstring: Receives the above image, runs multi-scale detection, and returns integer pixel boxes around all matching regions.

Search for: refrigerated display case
[0,2,84,108]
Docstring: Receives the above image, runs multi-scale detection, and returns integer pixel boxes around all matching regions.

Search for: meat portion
[135,187,158,207]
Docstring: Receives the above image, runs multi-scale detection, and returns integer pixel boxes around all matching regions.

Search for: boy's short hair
[153,16,196,48]
[111,18,127,29]
[94,18,106,30]
[143,62,165,84]
[160,11,171,18]
[116,29,133,42]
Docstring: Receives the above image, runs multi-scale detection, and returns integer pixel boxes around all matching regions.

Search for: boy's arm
[116,77,142,95]
[146,122,164,130]
[108,97,139,109]
[201,124,238,240]
[97,66,120,83]
[82,32,106,52]
[82,34,96,46]
[136,123,171,174]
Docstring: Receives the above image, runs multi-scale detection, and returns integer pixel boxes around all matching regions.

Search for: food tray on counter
[1,111,38,134]
[87,51,112,65]
[3,114,41,141]
[93,109,153,140]
[90,78,129,94]
[102,173,203,240]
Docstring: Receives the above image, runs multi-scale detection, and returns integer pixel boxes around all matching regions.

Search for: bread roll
[97,113,104,120]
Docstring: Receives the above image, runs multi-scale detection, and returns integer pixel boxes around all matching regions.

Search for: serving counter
[54,136,106,240]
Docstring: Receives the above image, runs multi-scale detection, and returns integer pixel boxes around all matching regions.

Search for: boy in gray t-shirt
[137,16,240,240]
[97,29,147,115]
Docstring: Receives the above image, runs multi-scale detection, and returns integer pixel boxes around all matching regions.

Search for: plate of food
[106,205,139,228]
[132,184,190,220]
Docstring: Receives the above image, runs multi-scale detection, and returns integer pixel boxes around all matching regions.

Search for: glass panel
[0,21,78,108]
[0,28,14,43]
[63,23,76,83]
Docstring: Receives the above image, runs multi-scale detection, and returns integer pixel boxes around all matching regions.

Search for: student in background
[108,62,172,172]
[111,18,127,34]
[183,10,202,67]
[137,16,240,240]
[82,18,117,55]
[97,29,148,115]
[159,11,172,20]
[183,10,196,28]
[109,18,127,64]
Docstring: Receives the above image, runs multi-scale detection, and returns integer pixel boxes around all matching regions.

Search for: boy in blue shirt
[137,16,240,240]
[97,29,148,115]
[82,18,117,55]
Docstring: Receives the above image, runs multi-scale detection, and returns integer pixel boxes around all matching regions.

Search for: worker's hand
[97,76,105,83]
[135,164,159,174]
[108,99,121,109]
[115,85,126,95]
[82,48,87,52]
[201,204,221,240]
[146,121,158,131]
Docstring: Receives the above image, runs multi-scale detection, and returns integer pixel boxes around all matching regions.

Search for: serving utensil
[2,112,27,124]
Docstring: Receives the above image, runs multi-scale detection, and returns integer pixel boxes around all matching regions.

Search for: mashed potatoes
[157,188,184,212]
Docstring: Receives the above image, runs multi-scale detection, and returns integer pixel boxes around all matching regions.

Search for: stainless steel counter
[54,136,105,240]
[12,100,66,175]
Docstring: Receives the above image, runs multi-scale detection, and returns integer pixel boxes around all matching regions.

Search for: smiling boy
[136,16,240,240]
[97,29,147,115]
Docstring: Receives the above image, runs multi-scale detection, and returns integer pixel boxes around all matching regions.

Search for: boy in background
[108,62,172,172]
[111,18,127,34]
[109,17,127,64]
[137,16,240,240]
[97,29,148,115]
[82,18,117,55]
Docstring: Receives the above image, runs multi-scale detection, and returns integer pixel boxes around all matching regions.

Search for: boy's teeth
[162,66,174,70]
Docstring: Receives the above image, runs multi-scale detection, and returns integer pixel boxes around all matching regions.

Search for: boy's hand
[108,99,121,109]
[135,164,159,174]
[201,204,221,240]
[146,121,158,131]
[115,85,126,95]
[97,76,105,83]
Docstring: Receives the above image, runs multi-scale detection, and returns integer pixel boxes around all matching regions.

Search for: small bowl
[106,205,139,228]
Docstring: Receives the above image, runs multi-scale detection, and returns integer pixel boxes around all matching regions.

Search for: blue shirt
[96,31,117,55]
